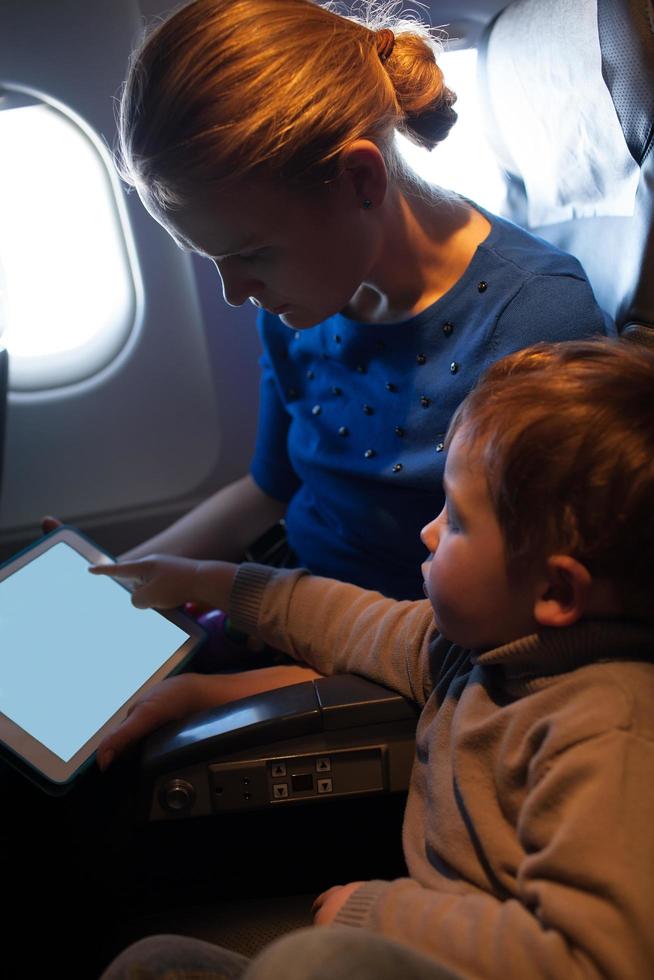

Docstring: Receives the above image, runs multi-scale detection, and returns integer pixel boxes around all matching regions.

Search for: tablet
[0,526,206,793]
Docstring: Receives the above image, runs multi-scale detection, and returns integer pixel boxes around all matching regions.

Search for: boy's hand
[89,554,205,609]
[96,673,205,770]
[312,882,365,925]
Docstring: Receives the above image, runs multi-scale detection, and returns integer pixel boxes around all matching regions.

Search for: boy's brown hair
[447,338,654,619]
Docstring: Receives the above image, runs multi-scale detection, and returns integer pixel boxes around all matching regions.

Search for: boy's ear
[533,555,593,628]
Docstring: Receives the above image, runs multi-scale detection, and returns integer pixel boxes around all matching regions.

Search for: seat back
[477,0,654,343]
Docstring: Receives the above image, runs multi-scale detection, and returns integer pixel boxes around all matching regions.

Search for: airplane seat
[477,0,654,346]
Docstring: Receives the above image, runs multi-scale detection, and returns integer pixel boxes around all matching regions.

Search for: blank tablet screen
[0,541,189,762]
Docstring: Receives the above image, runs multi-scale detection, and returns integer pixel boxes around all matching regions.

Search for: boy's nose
[420,516,440,552]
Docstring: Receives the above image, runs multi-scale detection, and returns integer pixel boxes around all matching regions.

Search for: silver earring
[362,199,372,210]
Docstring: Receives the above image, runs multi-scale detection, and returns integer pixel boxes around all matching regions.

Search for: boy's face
[421,432,543,650]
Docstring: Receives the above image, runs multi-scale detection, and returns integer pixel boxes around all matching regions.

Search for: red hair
[116,0,457,210]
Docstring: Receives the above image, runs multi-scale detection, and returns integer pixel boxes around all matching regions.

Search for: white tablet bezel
[0,526,206,789]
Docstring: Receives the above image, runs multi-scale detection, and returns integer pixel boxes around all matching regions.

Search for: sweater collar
[472,619,654,678]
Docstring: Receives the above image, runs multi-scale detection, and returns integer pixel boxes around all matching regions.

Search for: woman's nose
[214,260,261,308]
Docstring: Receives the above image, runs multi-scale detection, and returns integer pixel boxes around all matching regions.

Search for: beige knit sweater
[229,563,654,980]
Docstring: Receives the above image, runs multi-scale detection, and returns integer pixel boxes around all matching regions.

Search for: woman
[110,0,612,611]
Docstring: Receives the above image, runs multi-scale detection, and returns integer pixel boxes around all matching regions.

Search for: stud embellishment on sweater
[338,426,349,437]
[450,362,459,374]
[363,404,374,415]
[364,449,376,459]
[356,364,366,374]
[395,426,405,437]
[312,404,322,415]
[477,281,488,292]
[442,322,454,336]
[385,382,397,392]
[294,331,301,339]
[420,395,430,408]
[392,463,403,473]
[306,369,315,380]
[416,353,426,365]
[331,386,342,395]
[435,442,445,453]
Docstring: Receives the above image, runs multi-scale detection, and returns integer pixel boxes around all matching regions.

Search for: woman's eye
[238,249,266,262]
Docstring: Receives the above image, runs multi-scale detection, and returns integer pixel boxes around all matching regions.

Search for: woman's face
[143,173,380,329]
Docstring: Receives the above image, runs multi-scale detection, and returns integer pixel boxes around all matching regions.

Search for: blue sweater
[251,207,614,599]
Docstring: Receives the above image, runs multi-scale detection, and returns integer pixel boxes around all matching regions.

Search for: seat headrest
[478,0,654,229]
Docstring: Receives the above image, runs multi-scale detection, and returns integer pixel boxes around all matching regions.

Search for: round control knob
[160,778,196,813]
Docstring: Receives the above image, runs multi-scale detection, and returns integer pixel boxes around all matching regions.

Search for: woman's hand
[312,882,365,925]
[41,515,63,534]
[97,666,321,771]
[96,672,206,770]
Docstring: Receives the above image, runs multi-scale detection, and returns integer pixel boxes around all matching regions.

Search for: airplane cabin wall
[0,0,262,561]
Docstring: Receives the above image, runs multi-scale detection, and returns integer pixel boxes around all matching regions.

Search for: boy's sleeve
[228,564,438,705]
[335,727,654,980]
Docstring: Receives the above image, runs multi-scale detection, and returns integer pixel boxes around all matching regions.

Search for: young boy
[95,338,654,980]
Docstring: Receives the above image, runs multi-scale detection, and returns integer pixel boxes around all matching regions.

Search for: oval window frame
[0,82,142,393]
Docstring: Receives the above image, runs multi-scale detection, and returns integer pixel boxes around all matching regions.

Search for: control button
[316,757,331,772]
[271,762,287,778]
[272,783,289,799]
[317,778,333,794]
[160,778,196,813]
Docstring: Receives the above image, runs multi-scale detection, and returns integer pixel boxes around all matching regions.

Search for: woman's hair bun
[404,84,458,151]
[382,28,458,150]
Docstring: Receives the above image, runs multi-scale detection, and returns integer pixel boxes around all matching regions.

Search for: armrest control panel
[143,675,418,821]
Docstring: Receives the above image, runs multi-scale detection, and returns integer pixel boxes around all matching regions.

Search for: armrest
[140,676,419,820]
[141,674,418,774]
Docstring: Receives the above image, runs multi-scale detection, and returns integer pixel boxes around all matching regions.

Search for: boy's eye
[445,509,460,532]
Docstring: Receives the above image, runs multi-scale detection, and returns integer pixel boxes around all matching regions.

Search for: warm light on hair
[115,0,457,210]
[447,339,654,619]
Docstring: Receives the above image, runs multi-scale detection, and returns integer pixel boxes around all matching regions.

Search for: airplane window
[0,88,140,392]
[397,47,507,214]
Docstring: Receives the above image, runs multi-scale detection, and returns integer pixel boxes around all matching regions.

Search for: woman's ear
[533,555,593,628]
[337,139,388,209]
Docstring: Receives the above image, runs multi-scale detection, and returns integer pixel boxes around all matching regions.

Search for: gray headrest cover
[484,0,639,226]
